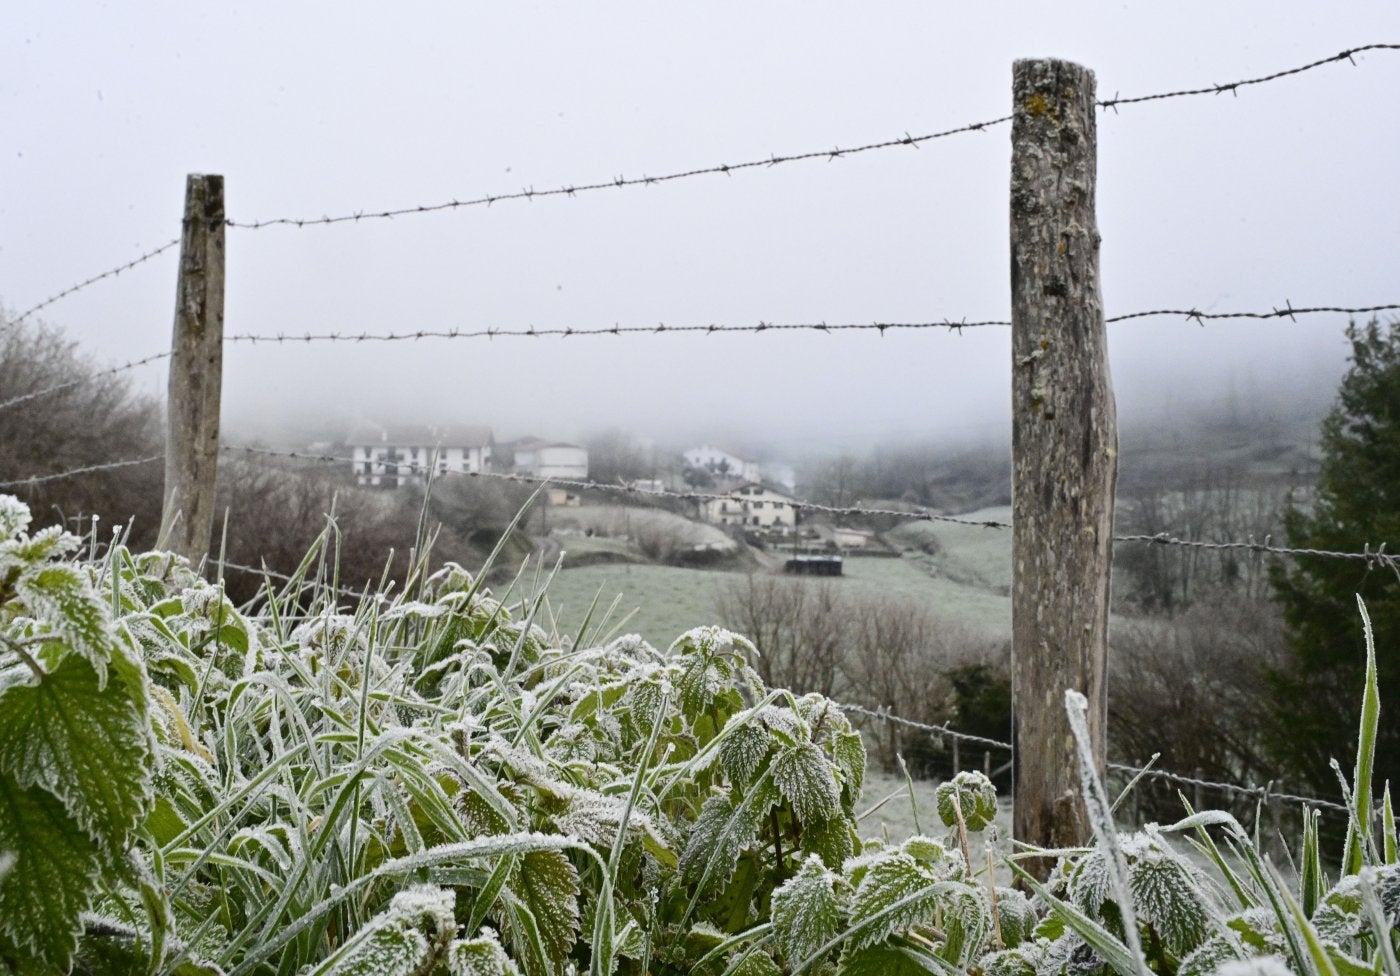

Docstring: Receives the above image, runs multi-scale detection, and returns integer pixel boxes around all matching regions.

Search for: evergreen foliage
[1270,317,1400,793]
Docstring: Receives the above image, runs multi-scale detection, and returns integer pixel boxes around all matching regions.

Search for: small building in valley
[701,482,797,529]
[507,438,589,481]
[683,445,762,483]
[348,423,493,487]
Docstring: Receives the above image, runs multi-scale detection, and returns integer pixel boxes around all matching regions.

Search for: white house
[683,445,762,483]
[702,482,797,530]
[348,424,493,487]
[832,527,874,550]
[508,438,589,481]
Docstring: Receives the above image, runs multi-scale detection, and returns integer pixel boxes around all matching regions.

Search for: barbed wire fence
[6,303,1399,418]
[3,41,1398,834]
[7,45,1396,328]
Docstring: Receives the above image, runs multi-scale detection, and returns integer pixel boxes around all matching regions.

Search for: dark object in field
[785,555,843,576]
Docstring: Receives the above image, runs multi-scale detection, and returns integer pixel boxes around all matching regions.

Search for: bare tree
[0,316,163,544]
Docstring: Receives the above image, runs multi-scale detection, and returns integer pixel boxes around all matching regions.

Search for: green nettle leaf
[1129,850,1212,956]
[801,812,857,870]
[992,887,1037,949]
[832,731,866,804]
[772,855,842,965]
[730,947,784,976]
[448,927,522,976]
[837,942,948,976]
[0,772,105,969]
[846,852,942,952]
[1178,934,1245,976]
[680,779,778,892]
[979,944,1042,976]
[935,771,997,832]
[510,849,580,965]
[15,563,117,682]
[720,721,772,786]
[678,651,733,723]
[773,743,840,827]
[0,654,153,844]
[306,885,455,976]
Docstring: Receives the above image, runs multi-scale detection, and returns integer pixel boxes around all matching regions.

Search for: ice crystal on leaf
[448,926,522,976]
[771,854,842,965]
[772,742,840,827]
[936,770,998,832]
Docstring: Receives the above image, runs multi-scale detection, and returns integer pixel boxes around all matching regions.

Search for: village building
[701,482,797,529]
[505,438,590,480]
[348,423,493,487]
[683,444,762,483]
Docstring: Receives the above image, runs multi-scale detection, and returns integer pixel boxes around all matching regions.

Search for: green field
[542,527,1017,651]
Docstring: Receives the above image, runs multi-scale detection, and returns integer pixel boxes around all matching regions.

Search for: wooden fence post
[160,174,225,565]
[1009,60,1118,874]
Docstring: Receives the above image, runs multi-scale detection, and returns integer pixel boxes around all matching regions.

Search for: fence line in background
[5,239,181,328]
[5,301,1397,418]
[0,454,164,490]
[835,701,1350,816]
[223,444,1400,571]
[222,44,1397,232]
[0,350,173,414]
[220,303,1400,346]
[1098,43,1398,109]
[10,43,1395,325]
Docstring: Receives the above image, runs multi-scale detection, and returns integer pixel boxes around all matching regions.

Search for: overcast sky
[3,4,1398,454]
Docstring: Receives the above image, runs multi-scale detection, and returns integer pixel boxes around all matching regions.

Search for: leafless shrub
[1108,593,1284,821]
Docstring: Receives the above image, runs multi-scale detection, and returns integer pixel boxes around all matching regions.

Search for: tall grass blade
[1064,690,1150,976]
[1343,596,1380,874]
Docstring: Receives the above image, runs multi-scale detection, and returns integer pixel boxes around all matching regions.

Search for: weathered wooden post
[1009,60,1117,872]
[160,174,225,565]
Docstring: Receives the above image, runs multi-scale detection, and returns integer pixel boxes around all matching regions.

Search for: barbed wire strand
[0,351,173,414]
[5,239,181,329]
[836,701,1350,814]
[223,303,1400,346]
[224,116,1012,231]
[0,454,164,490]
[14,44,1395,328]
[224,44,1397,233]
[6,302,1394,417]
[1098,43,1400,110]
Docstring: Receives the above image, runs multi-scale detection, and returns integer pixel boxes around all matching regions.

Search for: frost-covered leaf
[772,854,842,965]
[0,495,31,539]
[0,773,105,969]
[680,779,778,892]
[1178,932,1242,976]
[14,563,116,683]
[448,926,522,976]
[773,742,839,827]
[305,885,455,976]
[1214,956,1297,976]
[801,812,857,869]
[0,653,153,846]
[993,887,1037,949]
[979,943,1042,976]
[837,941,949,975]
[730,947,783,976]
[510,849,579,965]
[677,650,733,722]
[832,731,866,804]
[935,771,997,832]
[846,851,942,951]
[1129,847,1212,956]
[720,720,772,786]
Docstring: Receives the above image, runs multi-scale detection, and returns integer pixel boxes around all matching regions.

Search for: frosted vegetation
[0,494,1396,975]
